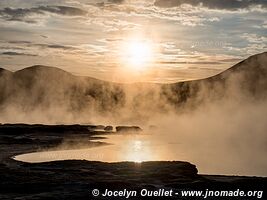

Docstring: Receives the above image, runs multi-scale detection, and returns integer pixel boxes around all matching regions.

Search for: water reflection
[14,134,184,163]
[13,132,267,176]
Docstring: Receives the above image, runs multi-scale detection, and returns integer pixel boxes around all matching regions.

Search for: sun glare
[120,139,153,163]
[120,39,154,71]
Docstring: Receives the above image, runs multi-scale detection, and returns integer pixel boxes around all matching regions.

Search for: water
[13,132,267,176]
[13,134,185,163]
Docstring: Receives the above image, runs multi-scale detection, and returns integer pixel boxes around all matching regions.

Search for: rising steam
[1,52,267,176]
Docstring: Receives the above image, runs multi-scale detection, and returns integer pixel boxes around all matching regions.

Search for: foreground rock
[1,160,266,200]
[116,126,142,133]
[104,126,113,131]
[0,124,266,200]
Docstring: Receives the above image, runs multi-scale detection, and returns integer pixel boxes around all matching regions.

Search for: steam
[151,98,267,176]
[1,53,267,176]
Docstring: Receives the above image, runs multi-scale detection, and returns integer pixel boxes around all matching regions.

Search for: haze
[0,1,267,177]
[0,0,267,82]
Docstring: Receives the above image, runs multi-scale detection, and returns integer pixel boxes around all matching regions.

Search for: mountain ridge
[0,52,266,123]
[0,52,266,85]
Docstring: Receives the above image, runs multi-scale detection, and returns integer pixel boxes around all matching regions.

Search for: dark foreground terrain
[0,124,266,200]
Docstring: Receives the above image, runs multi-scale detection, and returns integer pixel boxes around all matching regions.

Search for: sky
[0,0,266,83]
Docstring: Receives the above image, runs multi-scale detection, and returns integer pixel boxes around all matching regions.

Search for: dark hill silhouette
[209,52,267,93]
[162,52,267,107]
[216,52,267,77]
[0,68,12,76]
[0,65,125,114]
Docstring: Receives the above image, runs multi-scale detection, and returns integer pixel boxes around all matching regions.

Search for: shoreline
[0,124,266,199]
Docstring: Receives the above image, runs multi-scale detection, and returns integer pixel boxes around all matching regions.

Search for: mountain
[0,52,266,122]
[0,68,12,76]
[0,65,125,116]
[209,51,267,93]
[216,52,267,77]
[163,52,267,106]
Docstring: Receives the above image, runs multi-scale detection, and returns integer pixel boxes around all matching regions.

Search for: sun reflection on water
[119,137,158,163]
[14,133,179,164]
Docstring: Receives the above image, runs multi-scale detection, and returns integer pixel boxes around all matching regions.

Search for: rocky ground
[0,124,266,200]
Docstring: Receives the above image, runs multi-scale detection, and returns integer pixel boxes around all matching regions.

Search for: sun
[128,41,152,68]
[120,39,154,71]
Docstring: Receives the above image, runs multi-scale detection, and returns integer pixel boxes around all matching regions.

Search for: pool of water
[13,134,185,162]
[13,132,267,176]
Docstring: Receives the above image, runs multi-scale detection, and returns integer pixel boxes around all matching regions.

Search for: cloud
[91,0,125,8]
[40,35,48,39]
[241,33,267,44]
[0,5,87,23]
[108,0,125,4]
[154,0,267,10]
[7,41,78,51]
[0,41,80,60]
[42,44,78,50]
[1,51,37,56]
[8,41,32,44]
[158,61,223,65]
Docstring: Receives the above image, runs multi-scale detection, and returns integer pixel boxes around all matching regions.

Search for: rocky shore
[0,124,266,199]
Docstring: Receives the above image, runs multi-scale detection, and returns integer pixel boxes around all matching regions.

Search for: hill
[162,52,267,107]
[0,52,266,123]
